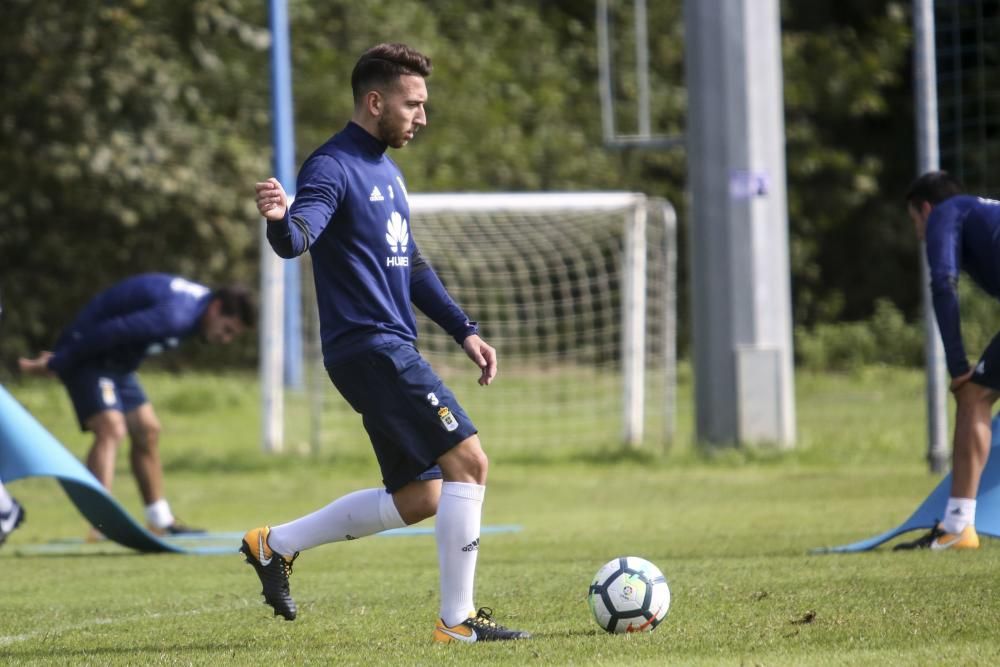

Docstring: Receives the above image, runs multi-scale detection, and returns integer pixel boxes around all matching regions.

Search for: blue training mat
[0,385,522,556]
[13,525,523,557]
[813,415,1000,553]
[0,384,188,553]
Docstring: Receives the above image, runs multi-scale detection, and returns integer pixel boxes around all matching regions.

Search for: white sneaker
[0,499,25,546]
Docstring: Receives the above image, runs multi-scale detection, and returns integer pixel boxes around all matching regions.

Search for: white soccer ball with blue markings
[588,556,670,633]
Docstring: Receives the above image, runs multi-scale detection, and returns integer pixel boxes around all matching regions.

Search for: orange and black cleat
[893,523,980,551]
[432,607,531,644]
[240,526,299,620]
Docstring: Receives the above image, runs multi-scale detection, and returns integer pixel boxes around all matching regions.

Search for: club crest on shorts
[438,406,459,432]
[99,377,116,407]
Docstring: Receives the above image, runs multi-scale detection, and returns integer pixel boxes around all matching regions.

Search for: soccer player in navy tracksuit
[896,171,1000,550]
[242,43,530,642]
[18,273,255,538]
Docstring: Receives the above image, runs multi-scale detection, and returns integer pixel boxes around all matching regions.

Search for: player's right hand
[255,177,288,221]
[950,369,975,394]
[18,352,54,377]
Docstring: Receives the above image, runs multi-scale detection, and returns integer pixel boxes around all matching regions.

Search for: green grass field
[2,366,999,665]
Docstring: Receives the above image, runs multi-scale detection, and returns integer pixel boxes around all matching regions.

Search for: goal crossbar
[409,192,648,213]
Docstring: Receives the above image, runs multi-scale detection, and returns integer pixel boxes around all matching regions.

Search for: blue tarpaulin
[814,415,1000,553]
[0,384,188,553]
[0,384,520,555]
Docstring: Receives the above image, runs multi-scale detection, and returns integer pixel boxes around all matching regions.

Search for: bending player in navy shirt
[896,171,1000,550]
[19,273,255,538]
[243,43,530,642]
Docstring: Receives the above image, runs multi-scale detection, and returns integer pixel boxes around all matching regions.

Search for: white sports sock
[144,499,175,529]
[0,481,13,514]
[940,497,976,534]
[268,488,405,557]
[436,481,486,627]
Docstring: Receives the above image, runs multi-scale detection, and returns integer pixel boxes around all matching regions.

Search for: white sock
[0,481,13,514]
[268,488,405,557]
[940,497,976,534]
[436,481,485,627]
[144,499,175,529]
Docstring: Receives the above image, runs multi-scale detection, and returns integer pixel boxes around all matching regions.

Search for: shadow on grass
[7,550,154,559]
[536,628,611,639]
[162,449,374,474]
[500,443,799,469]
[3,642,248,661]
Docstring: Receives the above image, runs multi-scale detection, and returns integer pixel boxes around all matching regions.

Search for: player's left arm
[18,351,54,377]
[925,206,969,379]
[410,243,495,385]
[410,242,478,342]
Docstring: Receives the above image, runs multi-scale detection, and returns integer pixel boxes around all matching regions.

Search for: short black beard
[376,116,406,148]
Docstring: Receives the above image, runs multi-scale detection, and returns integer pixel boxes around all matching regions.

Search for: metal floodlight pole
[596,0,684,150]
[269,0,303,390]
[634,0,651,137]
[597,0,617,143]
[913,0,950,474]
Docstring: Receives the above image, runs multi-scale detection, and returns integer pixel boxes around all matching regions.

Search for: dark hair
[905,170,963,208]
[351,43,432,105]
[213,284,256,327]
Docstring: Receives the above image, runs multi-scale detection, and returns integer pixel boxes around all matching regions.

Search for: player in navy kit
[18,273,255,537]
[896,171,1000,550]
[242,43,529,642]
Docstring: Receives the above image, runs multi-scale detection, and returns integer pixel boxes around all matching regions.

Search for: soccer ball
[588,556,670,633]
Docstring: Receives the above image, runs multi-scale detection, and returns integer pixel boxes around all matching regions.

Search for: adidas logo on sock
[369,186,384,202]
[462,538,480,552]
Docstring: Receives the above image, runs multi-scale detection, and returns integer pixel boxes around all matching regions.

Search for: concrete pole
[684,0,796,447]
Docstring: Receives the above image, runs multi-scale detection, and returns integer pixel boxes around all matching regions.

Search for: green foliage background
[0,0,992,370]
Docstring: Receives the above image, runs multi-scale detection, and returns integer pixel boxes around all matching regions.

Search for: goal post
[282,192,677,458]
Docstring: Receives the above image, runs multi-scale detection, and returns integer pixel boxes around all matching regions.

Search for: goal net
[285,192,677,459]
[935,0,1000,195]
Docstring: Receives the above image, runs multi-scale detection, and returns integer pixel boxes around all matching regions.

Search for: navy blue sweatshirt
[925,194,1000,377]
[266,122,476,366]
[47,273,213,374]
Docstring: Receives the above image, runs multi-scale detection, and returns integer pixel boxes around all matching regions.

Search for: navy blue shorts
[59,367,148,431]
[327,341,478,493]
[971,332,1000,391]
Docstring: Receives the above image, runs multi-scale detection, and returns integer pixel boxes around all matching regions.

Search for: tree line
[0,1,962,370]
